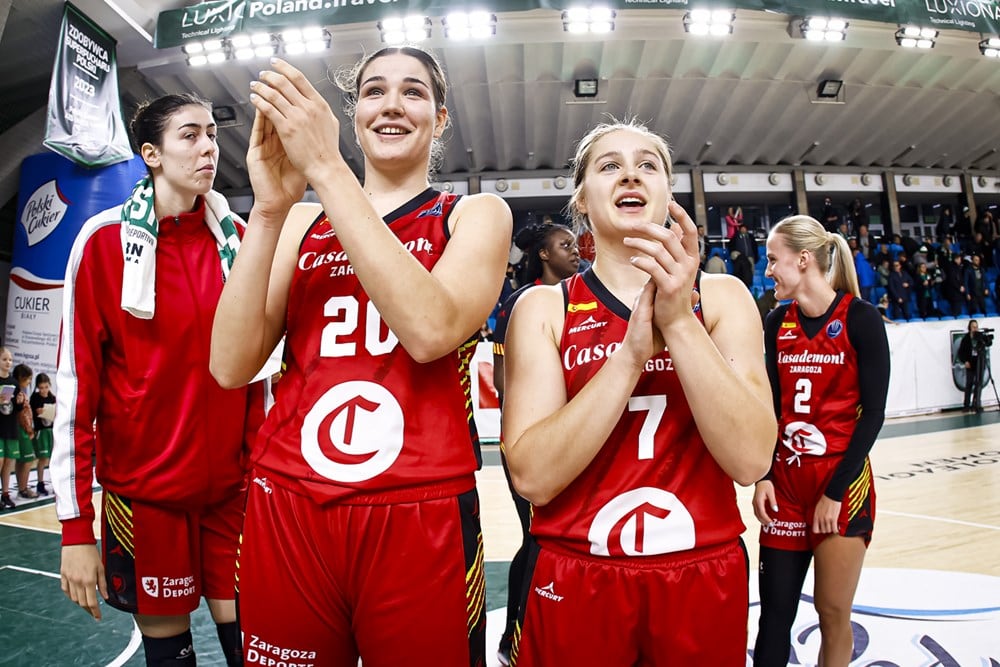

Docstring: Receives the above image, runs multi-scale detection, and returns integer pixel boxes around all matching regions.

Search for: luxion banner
[154,0,1000,49]
[45,2,133,168]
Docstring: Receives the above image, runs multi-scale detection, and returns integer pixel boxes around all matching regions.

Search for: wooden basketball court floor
[2,410,998,665]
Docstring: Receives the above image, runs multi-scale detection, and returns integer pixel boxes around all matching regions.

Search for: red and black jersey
[530,269,744,557]
[253,189,480,503]
[772,294,861,464]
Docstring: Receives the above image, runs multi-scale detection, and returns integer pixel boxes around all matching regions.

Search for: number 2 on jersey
[793,377,812,414]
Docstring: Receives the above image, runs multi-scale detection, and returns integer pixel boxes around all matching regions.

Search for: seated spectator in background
[914,262,937,319]
[943,253,967,316]
[704,250,728,274]
[964,254,989,315]
[854,246,876,303]
[887,259,913,320]
[936,205,955,242]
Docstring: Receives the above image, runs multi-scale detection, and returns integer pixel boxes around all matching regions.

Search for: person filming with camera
[957,319,993,413]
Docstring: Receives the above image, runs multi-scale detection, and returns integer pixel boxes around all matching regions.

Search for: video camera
[979,328,995,348]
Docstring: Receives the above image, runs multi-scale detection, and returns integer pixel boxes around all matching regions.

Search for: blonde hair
[769,215,860,297]
[566,119,673,234]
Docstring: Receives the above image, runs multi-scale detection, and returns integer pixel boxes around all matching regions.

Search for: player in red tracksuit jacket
[752,215,889,667]
[210,47,511,667]
[502,120,775,666]
[53,94,254,667]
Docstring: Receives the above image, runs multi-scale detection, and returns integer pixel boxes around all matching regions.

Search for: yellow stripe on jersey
[567,301,597,312]
[104,490,135,557]
[493,342,504,356]
[466,532,486,634]
[847,458,872,520]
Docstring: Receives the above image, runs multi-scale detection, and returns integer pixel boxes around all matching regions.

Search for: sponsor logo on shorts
[567,315,607,335]
[534,581,564,602]
[142,575,196,599]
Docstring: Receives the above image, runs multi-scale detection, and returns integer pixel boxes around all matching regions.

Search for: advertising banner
[44,2,133,168]
[154,0,1000,49]
[5,152,146,386]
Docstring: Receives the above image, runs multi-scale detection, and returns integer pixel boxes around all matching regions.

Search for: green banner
[45,2,133,167]
[154,0,1000,49]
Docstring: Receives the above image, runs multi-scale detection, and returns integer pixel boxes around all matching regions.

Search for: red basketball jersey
[530,271,745,557]
[773,295,861,464]
[252,190,479,503]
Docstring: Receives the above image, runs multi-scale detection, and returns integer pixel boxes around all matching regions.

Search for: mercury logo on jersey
[567,315,608,335]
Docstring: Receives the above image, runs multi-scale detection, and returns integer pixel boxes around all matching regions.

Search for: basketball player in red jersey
[210,48,512,666]
[752,215,889,667]
[501,120,776,665]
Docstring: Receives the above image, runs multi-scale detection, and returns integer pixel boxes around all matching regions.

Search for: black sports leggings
[752,546,813,667]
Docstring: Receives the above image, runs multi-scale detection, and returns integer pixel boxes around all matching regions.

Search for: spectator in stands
[942,253,967,316]
[846,197,867,235]
[872,241,892,268]
[876,293,895,323]
[970,232,993,269]
[887,259,913,320]
[914,262,936,319]
[854,245,876,303]
[725,205,743,239]
[975,210,996,244]
[964,253,989,315]
[875,258,891,291]
[820,196,841,233]
[730,222,758,264]
[935,206,955,243]
[732,250,754,289]
[705,250,728,274]
[957,206,973,244]
[856,224,873,260]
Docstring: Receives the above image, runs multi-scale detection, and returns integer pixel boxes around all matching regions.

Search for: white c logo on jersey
[300,381,404,482]
[588,487,695,557]
[782,420,829,458]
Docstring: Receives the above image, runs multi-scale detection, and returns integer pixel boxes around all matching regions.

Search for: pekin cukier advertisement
[5,152,145,388]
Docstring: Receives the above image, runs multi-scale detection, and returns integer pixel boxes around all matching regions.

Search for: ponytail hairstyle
[513,222,574,285]
[769,215,860,298]
[35,373,51,389]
